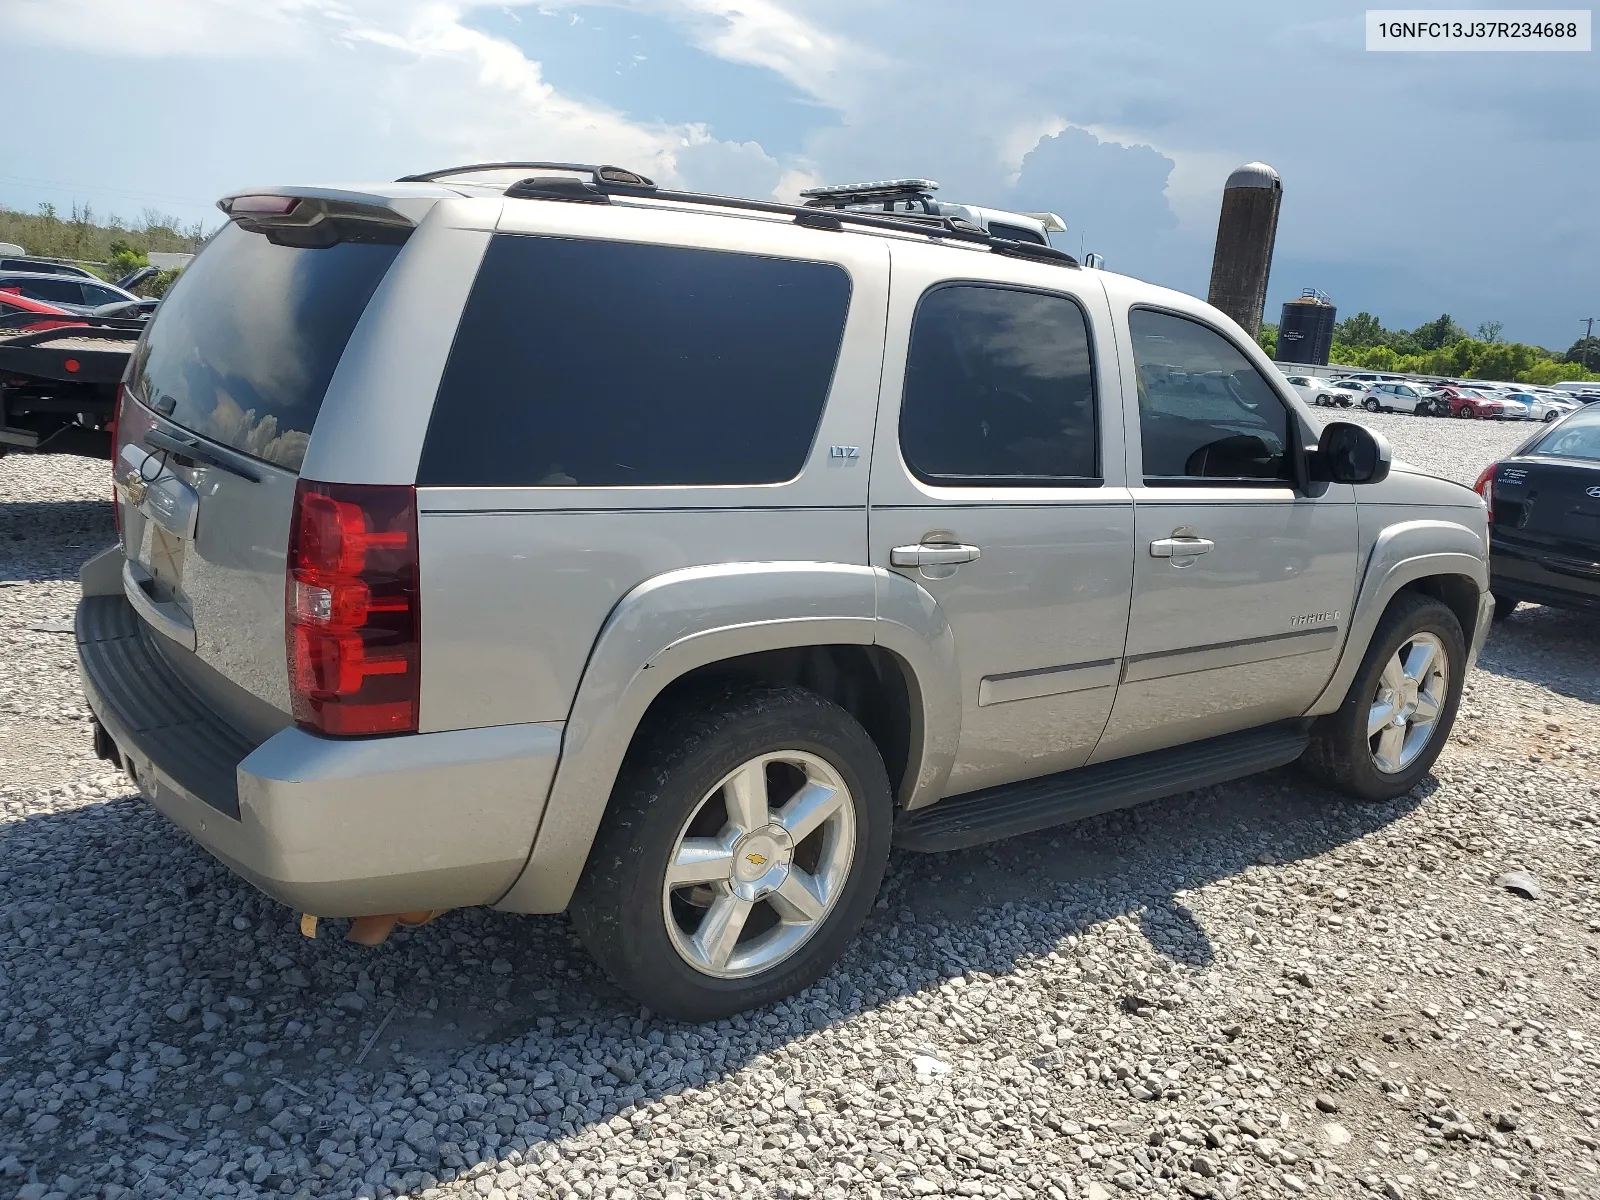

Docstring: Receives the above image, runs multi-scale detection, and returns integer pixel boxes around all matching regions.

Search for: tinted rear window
[418,235,851,487]
[130,221,402,471]
[1532,408,1600,461]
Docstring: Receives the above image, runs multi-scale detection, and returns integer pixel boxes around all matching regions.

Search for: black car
[1477,404,1600,619]
[0,270,139,315]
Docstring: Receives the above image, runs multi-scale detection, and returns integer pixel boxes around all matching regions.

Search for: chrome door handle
[891,543,981,567]
[1150,537,1214,558]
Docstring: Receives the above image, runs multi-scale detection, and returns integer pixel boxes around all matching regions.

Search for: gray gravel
[4,414,1599,1200]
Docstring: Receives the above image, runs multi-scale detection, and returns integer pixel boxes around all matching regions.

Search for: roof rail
[491,173,1079,269]
[396,162,655,186]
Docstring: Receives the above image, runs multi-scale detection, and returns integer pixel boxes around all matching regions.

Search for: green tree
[1334,312,1383,348]
[1412,313,1467,352]
[1566,336,1600,368]
[1256,323,1278,357]
[1476,321,1503,344]
[105,238,149,279]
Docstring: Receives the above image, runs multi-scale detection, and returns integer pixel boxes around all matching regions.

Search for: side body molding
[492,562,961,913]
[1305,517,1488,716]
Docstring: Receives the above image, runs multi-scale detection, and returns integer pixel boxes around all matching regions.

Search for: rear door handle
[891,543,981,567]
[1150,537,1214,558]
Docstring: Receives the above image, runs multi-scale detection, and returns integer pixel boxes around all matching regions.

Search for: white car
[1284,374,1357,407]
[1512,391,1580,423]
[1357,381,1434,414]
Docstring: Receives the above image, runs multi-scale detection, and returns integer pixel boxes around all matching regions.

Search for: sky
[2,0,1594,349]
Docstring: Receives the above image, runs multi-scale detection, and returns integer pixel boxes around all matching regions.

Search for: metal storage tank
[1277,290,1337,366]
[1207,162,1281,337]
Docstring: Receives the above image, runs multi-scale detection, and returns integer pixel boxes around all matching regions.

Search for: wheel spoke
[774,780,844,844]
[1402,638,1438,683]
[1368,700,1399,738]
[1374,723,1406,772]
[1380,654,1407,694]
[666,838,735,888]
[768,867,826,924]
[692,894,753,970]
[1412,690,1441,724]
[722,760,769,832]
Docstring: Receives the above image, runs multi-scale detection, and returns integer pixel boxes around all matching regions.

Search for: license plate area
[116,441,200,621]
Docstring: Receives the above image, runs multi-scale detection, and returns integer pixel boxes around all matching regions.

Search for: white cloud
[0,0,313,57]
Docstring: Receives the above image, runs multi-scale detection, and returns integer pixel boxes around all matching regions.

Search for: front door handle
[1150,537,1214,558]
[891,543,981,567]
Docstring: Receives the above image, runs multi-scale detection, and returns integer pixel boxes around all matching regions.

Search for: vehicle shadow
[1473,602,1600,705]
[0,498,114,583]
[0,762,1423,1196]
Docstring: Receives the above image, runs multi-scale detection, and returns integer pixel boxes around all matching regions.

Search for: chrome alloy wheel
[662,751,856,979]
[1368,632,1449,774]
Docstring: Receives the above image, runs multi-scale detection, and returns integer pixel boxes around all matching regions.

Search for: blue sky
[1,0,1594,348]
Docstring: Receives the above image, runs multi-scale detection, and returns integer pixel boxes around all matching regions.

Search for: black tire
[1363,398,1381,412]
[570,683,893,1022]
[1493,594,1519,621]
[1543,410,1560,423]
[1457,406,1475,419]
[1316,394,1331,406]
[1302,592,1466,802]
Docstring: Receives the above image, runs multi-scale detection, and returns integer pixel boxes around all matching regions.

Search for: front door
[1090,304,1358,763]
[868,244,1134,798]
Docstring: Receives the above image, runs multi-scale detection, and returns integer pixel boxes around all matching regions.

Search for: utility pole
[1583,317,1596,372]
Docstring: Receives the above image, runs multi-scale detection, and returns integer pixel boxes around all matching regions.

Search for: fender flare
[1306,518,1487,716]
[492,562,960,913]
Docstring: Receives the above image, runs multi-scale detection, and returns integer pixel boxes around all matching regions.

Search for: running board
[894,720,1312,853]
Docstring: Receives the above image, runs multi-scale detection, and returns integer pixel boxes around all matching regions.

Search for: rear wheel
[1544,410,1560,423]
[1303,592,1465,802]
[1363,398,1382,412]
[571,684,892,1021]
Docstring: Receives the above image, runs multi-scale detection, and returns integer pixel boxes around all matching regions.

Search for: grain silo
[1207,162,1282,338]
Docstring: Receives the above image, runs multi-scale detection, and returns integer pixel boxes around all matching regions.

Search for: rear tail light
[1473,463,1496,523]
[286,480,419,736]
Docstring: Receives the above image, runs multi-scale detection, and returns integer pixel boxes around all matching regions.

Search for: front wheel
[1302,592,1466,802]
[571,684,892,1021]
[1363,398,1382,412]
[1457,406,1476,419]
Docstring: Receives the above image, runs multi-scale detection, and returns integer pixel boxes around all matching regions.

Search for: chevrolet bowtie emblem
[121,469,149,506]
[744,852,768,867]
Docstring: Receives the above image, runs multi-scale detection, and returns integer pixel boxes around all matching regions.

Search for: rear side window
[899,284,1098,485]
[419,235,851,487]
[10,277,84,305]
[130,221,403,471]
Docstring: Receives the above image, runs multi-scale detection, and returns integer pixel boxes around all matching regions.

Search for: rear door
[1091,300,1357,763]
[867,242,1133,798]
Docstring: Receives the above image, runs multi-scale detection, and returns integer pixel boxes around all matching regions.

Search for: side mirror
[1312,421,1391,484]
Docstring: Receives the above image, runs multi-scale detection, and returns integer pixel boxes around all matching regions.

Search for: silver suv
[77,164,1494,1021]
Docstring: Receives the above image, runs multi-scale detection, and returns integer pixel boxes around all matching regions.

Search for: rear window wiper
[142,428,262,483]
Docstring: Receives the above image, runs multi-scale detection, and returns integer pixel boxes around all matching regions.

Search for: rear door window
[898,283,1098,484]
[419,235,851,487]
[130,221,403,471]
[10,277,84,305]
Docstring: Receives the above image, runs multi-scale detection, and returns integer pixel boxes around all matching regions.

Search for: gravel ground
[4,413,1599,1200]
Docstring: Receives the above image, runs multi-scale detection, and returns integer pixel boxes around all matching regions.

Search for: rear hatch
[116,202,409,724]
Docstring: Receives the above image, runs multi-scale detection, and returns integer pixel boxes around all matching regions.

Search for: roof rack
[799,178,941,211]
[397,161,1078,267]
[396,162,655,186]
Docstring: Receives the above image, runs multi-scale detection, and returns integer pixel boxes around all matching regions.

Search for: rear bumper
[76,591,561,917]
[1491,538,1600,614]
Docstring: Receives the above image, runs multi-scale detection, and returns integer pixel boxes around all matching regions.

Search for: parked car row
[1285,371,1594,422]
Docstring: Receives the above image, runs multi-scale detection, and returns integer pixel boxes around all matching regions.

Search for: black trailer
[0,323,140,458]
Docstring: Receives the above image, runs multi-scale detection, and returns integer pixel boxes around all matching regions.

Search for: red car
[0,288,85,334]
[1432,386,1514,420]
